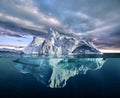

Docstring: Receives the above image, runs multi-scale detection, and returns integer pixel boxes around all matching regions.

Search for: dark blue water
[0,54,120,98]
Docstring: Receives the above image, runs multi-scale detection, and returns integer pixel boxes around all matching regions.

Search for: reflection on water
[14,56,106,88]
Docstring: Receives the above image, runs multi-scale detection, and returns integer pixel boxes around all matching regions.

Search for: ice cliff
[23,28,102,55]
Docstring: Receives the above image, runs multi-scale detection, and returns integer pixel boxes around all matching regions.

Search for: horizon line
[100,49,120,53]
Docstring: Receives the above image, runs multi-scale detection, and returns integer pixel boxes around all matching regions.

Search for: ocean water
[0,53,120,98]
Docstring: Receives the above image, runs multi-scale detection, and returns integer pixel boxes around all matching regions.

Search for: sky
[0,0,120,52]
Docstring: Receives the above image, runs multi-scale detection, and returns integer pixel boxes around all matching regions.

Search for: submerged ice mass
[14,57,105,88]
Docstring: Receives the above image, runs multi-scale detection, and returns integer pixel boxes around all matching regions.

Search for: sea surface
[0,53,120,98]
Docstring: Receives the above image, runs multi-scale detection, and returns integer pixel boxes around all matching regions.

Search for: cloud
[0,0,63,33]
[0,0,120,50]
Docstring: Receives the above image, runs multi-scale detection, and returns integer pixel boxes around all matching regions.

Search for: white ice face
[14,56,106,88]
[23,28,102,55]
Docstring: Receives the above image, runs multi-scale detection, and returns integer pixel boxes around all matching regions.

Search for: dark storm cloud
[0,0,120,49]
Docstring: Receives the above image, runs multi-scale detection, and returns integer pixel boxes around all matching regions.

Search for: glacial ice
[23,37,45,54]
[14,28,105,88]
[23,28,102,55]
[14,57,105,88]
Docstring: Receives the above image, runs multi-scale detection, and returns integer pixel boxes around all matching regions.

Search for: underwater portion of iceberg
[14,57,106,88]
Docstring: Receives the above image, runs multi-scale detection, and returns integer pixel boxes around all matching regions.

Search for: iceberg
[23,28,102,55]
[0,48,23,54]
[14,57,106,88]
[13,28,105,88]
